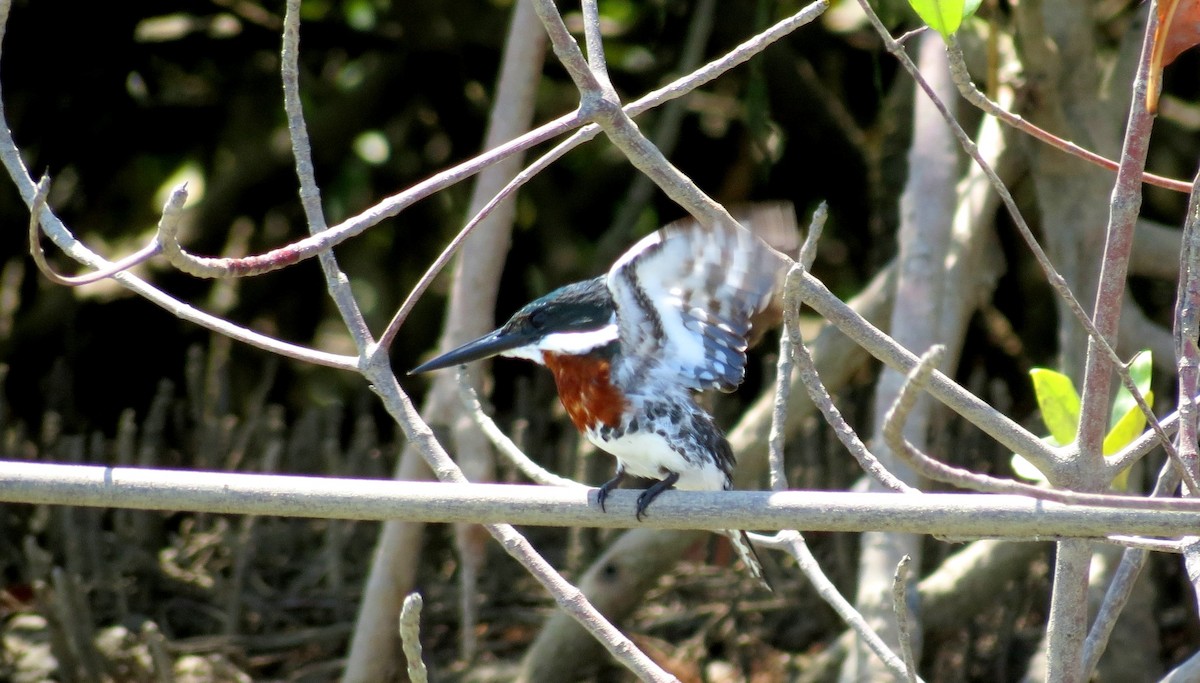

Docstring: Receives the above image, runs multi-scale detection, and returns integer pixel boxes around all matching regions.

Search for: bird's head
[410,275,616,374]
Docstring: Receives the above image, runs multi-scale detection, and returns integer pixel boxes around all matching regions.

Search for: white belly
[585,428,728,491]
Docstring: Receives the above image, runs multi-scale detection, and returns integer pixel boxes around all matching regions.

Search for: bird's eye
[528,310,547,329]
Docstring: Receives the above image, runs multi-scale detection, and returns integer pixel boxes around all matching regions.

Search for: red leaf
[1149,0,1200,112]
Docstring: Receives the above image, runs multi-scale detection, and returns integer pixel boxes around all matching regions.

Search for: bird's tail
[724,529,772,591]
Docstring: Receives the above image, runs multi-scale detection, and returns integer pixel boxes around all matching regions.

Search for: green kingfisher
[411,218,787,590]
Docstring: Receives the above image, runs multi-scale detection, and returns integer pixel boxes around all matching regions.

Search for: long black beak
[409,327,533,374]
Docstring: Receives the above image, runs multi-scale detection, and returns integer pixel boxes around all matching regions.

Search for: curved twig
[29,175,165,286]
[786,266,918,493]
[883,345,1195,511]
[944,38,1190,194]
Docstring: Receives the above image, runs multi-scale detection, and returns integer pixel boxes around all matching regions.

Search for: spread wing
[607,217,787,393]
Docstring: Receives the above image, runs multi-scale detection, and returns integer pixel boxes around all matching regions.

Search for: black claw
[635,492,650,522]
[634,471,680,521]
[596,466,626,513]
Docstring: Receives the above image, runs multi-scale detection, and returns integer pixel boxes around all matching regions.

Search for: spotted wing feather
[607,218,784,393]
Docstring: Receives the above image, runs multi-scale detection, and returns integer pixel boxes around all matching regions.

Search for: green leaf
[961,0,983,21]
[1109,350,1153,429]
[1104,385,1153,492]
[1103,390,1153,456]
[1030,368,1080,444]
[907,0,968,37]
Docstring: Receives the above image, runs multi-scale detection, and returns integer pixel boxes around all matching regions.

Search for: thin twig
[1083,454,1184,677]
[796,271,1055,466]
[399,593,429,683]
[769,204,827,491]
[580,0,608,77]
[0,2,356,370]
[755,531,925,682]
[798,202,826,272]
[1173,168,1200,490]
[1105,402,1184,474]
[456,369,586,489]
[881,346,1198,513]
[29,175,165,286]
[374,0,828,350]
[786,267,916,493]
[280,0,373,348]
[757,202,920,678]
[892,555,919,683]
[1171,159,1200,625]
[944,38,1190,194]
[530,0,800,239]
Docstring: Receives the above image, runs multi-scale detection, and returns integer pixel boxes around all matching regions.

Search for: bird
[411,215,789,591]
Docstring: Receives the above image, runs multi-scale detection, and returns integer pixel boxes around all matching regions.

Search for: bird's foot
[596,468,626,513]
[634,471,680,521]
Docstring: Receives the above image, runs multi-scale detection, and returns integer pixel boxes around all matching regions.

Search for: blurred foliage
[0,0,906,435]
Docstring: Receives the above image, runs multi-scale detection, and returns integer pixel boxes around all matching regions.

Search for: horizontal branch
[1,461,1198,539]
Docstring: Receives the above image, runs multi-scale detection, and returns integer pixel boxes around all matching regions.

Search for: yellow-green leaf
[907,0,974,37]
[1030,368,1080,444]
[1103,390,1152,456]
[1104,389,1152,491]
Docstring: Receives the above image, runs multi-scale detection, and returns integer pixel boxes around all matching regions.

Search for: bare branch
[280,0,372,349]
[399,593,429,683]
[1085,456,1182,677]
[769,204,827,491]
[1073,9,1159,482]
[0,5,358,370]
[881,345,1194,510]
[375,0,828,350]
[891,556,919,683]
[4,461,1200,533]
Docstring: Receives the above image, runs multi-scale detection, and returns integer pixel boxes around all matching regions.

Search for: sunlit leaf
[962,0,983,21]
[1103,393,1152,491]
[907,0,967,37]
[1105,383,1153,492]
[1030,368,1080,444]
[1103,390,1153,456]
